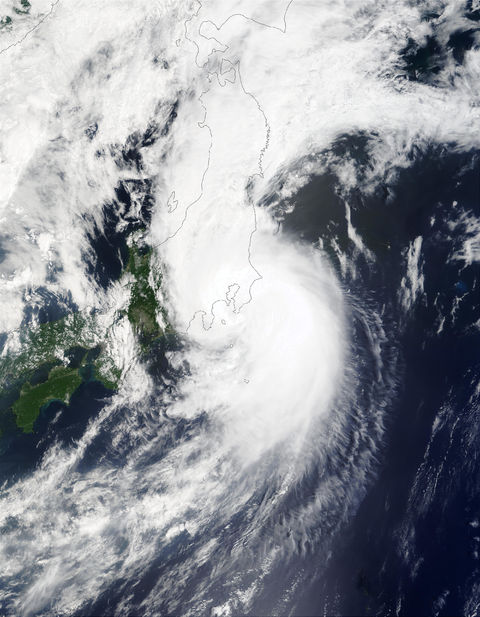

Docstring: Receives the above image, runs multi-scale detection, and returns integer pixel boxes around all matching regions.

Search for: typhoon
[0,0,480,615]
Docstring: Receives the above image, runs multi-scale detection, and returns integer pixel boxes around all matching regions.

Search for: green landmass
[13,366,82,433]
[125,243,166,349]
[0,238,167,436]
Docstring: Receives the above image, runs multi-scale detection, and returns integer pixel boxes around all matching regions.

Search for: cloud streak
[0,0,479,614]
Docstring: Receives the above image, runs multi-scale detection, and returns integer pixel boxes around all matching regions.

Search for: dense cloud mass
[0,0,480,615]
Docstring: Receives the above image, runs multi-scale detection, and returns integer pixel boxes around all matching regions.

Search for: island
[0,235,168,436]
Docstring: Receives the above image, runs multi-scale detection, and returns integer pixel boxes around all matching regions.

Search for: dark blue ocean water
[272,144,480,616]
[1,138,479,616]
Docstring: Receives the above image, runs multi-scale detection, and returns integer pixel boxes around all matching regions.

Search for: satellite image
[0,0,479,615]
